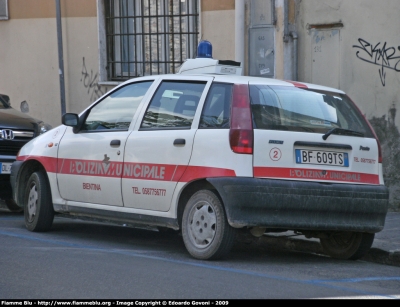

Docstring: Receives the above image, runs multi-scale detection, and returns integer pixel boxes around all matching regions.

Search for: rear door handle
[110,139,121,146]
[173,138,186,145]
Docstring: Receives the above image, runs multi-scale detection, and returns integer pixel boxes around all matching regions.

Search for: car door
[57,80,154,206]
[122,76,213,211]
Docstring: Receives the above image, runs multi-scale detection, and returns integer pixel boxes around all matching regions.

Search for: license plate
[295,149,349,167]
[0,162,12,174]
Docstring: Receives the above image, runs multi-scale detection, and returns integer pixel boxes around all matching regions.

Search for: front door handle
[173,138,186,145]
[110,139,121,146]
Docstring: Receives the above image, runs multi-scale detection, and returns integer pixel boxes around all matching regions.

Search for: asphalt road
[1,209,400,300]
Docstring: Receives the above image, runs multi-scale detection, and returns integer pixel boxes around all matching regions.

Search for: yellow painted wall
[201,10,236,60]
[202,0,235,11]
[9,0,97,18]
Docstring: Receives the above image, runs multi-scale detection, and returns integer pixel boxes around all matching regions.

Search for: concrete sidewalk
[259,211,400,267]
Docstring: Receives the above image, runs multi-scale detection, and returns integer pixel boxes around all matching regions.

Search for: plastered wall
[0,0,101,127]
[295,0,400,209]
[201,0,236,61]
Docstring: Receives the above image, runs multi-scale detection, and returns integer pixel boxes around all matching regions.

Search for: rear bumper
[207,177,389,233]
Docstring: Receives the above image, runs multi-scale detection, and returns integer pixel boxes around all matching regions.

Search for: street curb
[258,235,400,267]
[362,248,400,267]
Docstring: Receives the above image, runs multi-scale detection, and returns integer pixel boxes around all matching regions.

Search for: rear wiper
[322,128,364,140]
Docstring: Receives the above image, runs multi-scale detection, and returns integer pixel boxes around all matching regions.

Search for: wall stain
[369,104,400,211]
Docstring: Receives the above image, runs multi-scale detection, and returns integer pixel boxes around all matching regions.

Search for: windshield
[249,85,374,138]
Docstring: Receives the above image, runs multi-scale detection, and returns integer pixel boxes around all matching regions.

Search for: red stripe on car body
[254,166,379,184]
[17,155,236,183]
[17,155,58,173]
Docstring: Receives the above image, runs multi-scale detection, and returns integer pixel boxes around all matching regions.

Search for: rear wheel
[320,231,374,260]
[24,171,54,232]
[182,190,236,260]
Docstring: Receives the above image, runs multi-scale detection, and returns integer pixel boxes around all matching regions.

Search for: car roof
[117,57,346,95]
[120,73,346,95]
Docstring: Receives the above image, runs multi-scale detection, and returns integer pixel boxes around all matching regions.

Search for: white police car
[10,55,389,260]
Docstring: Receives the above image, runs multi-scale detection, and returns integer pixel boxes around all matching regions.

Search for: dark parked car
[0,94,52,212]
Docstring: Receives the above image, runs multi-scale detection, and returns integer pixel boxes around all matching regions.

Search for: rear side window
[199,83,233,129]
[250,85,374,137]
[141,81,206,129]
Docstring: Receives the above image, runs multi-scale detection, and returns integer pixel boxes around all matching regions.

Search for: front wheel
[182,190,236,260]
[320,232,375,260]
[24,171,54,232]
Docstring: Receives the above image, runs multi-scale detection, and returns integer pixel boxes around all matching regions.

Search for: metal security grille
[105,0,199,81]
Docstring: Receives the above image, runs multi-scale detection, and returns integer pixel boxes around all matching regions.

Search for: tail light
[229,84,253,154]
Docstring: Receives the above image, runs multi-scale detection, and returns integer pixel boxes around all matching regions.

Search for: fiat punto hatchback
[10,58,389,260]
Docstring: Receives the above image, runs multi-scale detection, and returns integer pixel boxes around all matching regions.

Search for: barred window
[105,0,199,81]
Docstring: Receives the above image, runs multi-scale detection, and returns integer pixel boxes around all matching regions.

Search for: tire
[182,190,236,260]
[320,232,375,260]
[5,198,23,213]
[24,171,54,232]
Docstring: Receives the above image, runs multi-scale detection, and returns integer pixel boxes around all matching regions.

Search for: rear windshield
[249,85,374,138]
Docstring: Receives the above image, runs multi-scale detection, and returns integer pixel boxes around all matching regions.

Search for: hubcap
[27,184,38,222]
[188,201,216,248]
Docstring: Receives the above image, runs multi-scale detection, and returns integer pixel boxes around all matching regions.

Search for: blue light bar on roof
[197,40,212,58]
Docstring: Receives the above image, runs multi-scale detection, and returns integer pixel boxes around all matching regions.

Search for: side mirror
[62,113,79,127]
[0,94,11,107]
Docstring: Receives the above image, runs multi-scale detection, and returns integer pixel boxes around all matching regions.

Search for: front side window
[141,81,206,129]
[105,0,199,81]
[250,85,374,137]
[82,81,153,131]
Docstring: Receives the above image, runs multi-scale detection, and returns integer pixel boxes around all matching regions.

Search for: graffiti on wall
[80,57,106,102]
[353,39,400,86]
